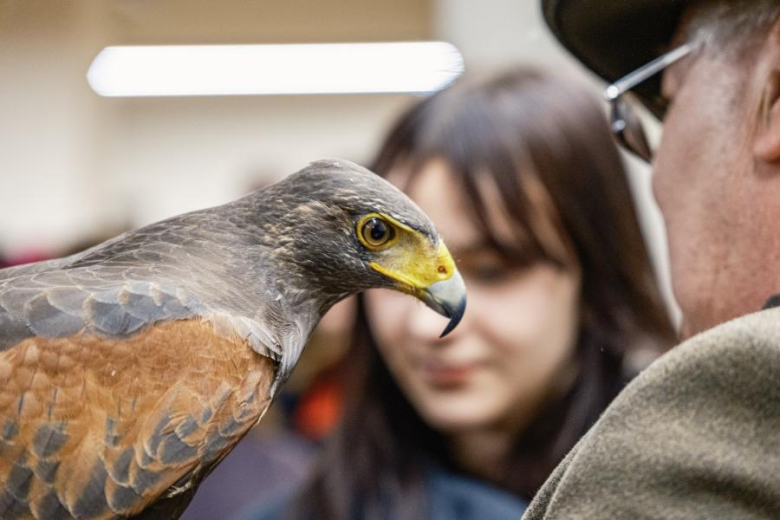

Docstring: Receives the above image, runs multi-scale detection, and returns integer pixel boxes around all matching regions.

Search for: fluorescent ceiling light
[87,42,464,97]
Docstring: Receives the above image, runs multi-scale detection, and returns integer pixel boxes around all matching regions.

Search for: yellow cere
[357,213,456,296]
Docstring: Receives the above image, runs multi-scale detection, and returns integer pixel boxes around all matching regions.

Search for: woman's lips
[420,360,482,386]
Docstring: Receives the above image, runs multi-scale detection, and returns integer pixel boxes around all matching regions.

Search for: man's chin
[679,318,697,341]
[679,306,721,339]
[679,299,758,340]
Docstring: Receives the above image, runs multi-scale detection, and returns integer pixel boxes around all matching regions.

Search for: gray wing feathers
[0,257,79,283]
[0,263,283,366]
[0,269,201,350]
[0,230,133,284]
[0,216,284,365]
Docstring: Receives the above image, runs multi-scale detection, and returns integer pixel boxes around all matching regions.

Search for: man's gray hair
[687,0,780,52]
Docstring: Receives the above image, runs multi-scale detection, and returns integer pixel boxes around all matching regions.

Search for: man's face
[655,24,775,336]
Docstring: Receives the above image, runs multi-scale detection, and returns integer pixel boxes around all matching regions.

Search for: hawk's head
[254,159,467,337]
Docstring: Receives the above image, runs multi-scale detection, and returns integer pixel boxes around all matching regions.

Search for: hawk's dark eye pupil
[370,220,387,241]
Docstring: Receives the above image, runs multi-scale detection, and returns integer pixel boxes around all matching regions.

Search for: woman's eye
[460,257,512,284]
[361,217,395,248]
[470,263,508,283]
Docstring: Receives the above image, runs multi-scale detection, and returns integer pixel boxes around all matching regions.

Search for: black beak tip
[439,299,466,338]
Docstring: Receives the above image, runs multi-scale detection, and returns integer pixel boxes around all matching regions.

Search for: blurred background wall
[0,0,678,310]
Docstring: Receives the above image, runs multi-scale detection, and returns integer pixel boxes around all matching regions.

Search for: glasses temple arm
[604,42,697,101]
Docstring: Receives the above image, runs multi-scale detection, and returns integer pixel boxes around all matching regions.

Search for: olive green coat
[525,300,780,519]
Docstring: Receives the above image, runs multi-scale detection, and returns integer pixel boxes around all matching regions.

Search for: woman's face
[365,159,581,434]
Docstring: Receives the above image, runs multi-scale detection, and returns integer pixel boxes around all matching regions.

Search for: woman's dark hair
[288,68,675,519]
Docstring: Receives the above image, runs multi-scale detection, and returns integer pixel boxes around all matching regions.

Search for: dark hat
[542,0,687,117]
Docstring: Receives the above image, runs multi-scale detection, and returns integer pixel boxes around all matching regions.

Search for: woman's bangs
[454,157,574,272]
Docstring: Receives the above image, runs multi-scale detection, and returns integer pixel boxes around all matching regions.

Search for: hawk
[0,159,466,519]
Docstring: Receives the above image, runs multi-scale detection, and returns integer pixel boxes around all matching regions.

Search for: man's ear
[754,19,780,163]
[753,72,780,162]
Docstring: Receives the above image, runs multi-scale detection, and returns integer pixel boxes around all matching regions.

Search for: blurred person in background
[239,67,675,520]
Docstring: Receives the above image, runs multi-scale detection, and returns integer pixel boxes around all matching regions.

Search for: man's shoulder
[632,305,780,404]
[668,303,780,362]
[525,306,780,519]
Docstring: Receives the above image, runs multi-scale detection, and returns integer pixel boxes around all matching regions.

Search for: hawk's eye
[361,217,395,248]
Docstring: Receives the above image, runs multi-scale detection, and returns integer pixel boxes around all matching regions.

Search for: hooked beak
[368,232,467,338]
[422,270,467,338]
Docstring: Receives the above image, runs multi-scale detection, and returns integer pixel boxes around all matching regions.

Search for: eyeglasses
[604,43,697,163]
